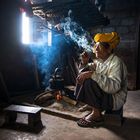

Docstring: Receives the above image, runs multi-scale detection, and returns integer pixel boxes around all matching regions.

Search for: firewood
[62,96,77,105]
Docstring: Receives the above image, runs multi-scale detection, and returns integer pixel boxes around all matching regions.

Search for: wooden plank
[4,105,42,114]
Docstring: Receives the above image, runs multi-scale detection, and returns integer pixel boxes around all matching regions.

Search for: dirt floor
[0,90,140,140]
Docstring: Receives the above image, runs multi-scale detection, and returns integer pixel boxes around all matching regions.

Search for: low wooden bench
[4,105,42,128]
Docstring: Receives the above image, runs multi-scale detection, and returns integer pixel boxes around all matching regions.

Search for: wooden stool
[104,107,124,126]
[4,105,43,129]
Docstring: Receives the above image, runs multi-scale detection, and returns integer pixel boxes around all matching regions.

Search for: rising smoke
[29,10,94,88]
[58,10,93,52]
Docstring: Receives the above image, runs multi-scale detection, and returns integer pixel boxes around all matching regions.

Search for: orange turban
[94,32,120,49]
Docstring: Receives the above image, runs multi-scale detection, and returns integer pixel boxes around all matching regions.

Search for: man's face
[93,42,111,60]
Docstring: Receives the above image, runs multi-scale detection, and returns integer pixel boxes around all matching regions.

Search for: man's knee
[84,79,98,87]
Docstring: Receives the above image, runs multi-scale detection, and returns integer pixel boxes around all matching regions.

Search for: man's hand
[80,51,89,65]
[76,71,93,85]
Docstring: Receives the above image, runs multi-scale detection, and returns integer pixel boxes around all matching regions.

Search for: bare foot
[85,112,103,122]
[78,104,92,112]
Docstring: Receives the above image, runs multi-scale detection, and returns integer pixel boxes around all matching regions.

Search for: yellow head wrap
[94,32,120,49]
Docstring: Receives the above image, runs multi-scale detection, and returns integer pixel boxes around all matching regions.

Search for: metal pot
[49,68,64,90]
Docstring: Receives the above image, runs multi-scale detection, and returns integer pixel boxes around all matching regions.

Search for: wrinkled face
[93,42,112,60]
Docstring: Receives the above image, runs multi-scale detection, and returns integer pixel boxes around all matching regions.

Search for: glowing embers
[54,90,63,101]
[22,12,30,44]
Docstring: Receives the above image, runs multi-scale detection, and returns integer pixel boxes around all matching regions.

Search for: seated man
[74,32,127,127]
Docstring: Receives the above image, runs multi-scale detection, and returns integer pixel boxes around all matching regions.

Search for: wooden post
[33,55,40,90]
